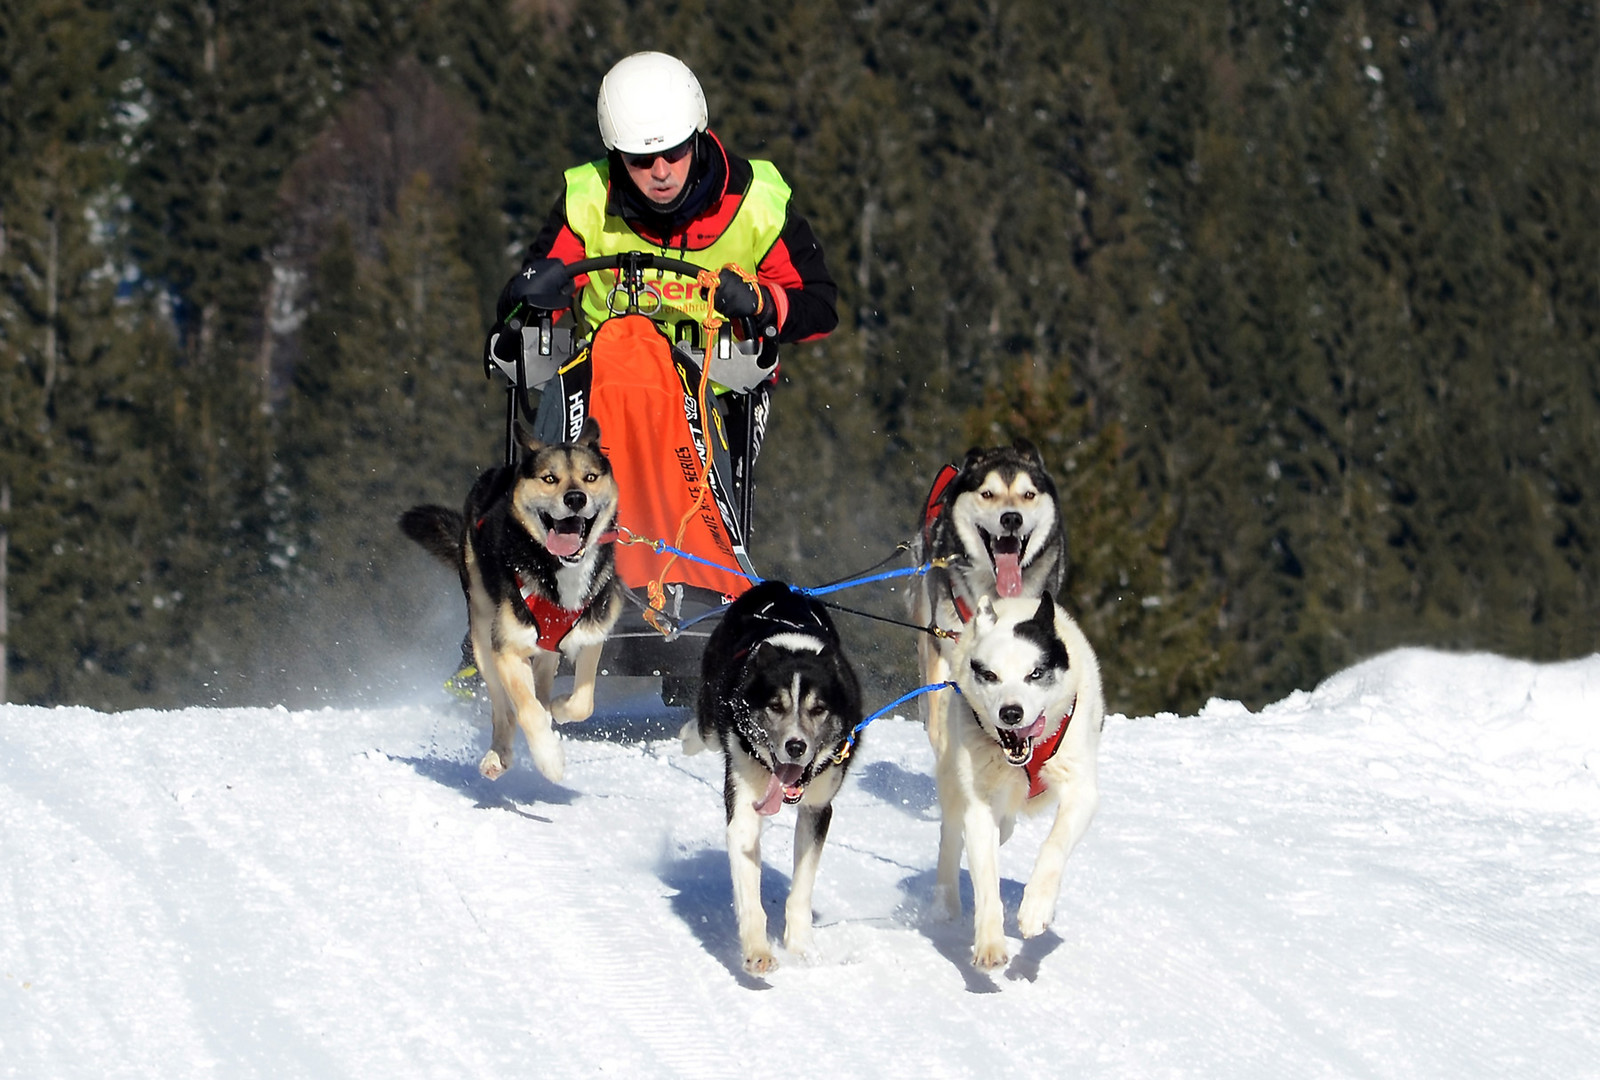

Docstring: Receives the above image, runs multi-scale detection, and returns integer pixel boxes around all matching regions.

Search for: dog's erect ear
[1027,593,1055,631]
[826,652,863,724]
[974,595,997,631]
[1021,594,1070,670]
[1013,436,1045,469]
[513,420,547,456]
[962,446,986,469]
[576,417,602,448]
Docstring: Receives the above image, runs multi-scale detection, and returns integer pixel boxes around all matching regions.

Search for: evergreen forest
[2,0,1596,715]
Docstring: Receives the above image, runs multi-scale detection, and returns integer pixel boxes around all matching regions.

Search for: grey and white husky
[681,580,864,976]
[911,439,1066,755]
[935,594,1103,971]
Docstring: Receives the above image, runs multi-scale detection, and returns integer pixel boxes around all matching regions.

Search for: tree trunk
[42,208,59,426]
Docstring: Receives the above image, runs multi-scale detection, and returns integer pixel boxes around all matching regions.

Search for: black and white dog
[400,419,623,784]
[911,439,1066,757]
[681,580,864,975]
[936,594,1103,971]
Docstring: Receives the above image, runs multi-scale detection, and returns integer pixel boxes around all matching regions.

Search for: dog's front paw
[549,693,593,725]
[1017,889,1056,938]
[527,736,565,783]
[479,749,508,780]
[783,925,816,960]
[742,947,778,976]
[971,938,1010,972]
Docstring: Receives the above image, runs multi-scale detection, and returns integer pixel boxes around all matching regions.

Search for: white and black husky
[400,420,623,784]
[935,594,1103,971]
[681,580,864,975]
[911,439,1066,753]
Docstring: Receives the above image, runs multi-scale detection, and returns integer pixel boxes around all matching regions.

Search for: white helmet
[596,52,708,154]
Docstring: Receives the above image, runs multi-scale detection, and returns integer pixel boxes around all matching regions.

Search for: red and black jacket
[519,132,838,345]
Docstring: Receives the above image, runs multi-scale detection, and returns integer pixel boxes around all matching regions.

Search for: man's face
[621,138,694,206]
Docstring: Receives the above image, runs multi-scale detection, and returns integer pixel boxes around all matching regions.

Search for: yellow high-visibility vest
[561,158,792,346]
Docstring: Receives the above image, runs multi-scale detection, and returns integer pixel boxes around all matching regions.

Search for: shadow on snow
[853,759,939,818]
[656,846,800,991]
[393,752,578,817]
[894,868,1063,991]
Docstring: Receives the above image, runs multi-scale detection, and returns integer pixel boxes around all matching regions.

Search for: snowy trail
[3,649,1598,1078]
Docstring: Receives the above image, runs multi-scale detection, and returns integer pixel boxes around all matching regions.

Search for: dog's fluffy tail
[398,505,464,565]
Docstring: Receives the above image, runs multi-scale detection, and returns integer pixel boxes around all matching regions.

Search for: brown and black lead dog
[400,419,623,783]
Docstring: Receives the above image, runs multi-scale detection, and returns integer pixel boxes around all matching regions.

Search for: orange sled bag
[532,314,756,599]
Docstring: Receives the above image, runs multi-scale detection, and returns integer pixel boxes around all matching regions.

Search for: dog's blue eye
[1026,667,1046,681]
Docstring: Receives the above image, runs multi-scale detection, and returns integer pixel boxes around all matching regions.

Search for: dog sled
[484,251,776,703]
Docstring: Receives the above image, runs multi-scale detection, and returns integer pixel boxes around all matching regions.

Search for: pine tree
[0,0,191,705]
[274,163,501,699]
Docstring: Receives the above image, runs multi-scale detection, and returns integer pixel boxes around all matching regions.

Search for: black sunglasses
[622,139,694,169]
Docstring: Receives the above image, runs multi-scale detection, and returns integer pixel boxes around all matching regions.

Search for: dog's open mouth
[982,531,1027,597]
[995,715,1046,765]
[540,513,593,561]
[753,763,807,816]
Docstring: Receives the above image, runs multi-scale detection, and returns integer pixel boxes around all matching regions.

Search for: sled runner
[484,252,775,702]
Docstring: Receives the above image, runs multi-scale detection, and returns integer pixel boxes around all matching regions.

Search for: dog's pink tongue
[545,523,583,558]
[1024,714,1046,741]
[754,775,785,816]
[753,764,805,816]
[995,551,1023,597]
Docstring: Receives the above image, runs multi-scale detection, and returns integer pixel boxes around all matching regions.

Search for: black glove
[496,257,574,323]
[489,322,522,364]
[483,320,520,379]
[708,267,779,340]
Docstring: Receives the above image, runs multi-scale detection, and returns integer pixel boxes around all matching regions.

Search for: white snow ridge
[2,648,1597,1078]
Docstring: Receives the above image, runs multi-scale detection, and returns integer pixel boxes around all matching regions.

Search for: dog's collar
[1023,696,1075,799]
[514,573,590,651]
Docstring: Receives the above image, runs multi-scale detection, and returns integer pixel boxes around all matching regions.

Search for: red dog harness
[921,463,959,549]
[477,508,615,651]
[1023,697,1075,800]
[921,463,982,623]
[513,573,589,652]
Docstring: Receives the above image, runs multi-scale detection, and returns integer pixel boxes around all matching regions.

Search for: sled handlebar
[504,252,714,327]
[559,252,712,283]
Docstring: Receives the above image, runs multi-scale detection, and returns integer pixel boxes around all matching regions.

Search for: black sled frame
[489,252,769,704]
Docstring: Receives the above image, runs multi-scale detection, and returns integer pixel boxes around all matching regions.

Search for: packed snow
[3,648,1598,1078]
